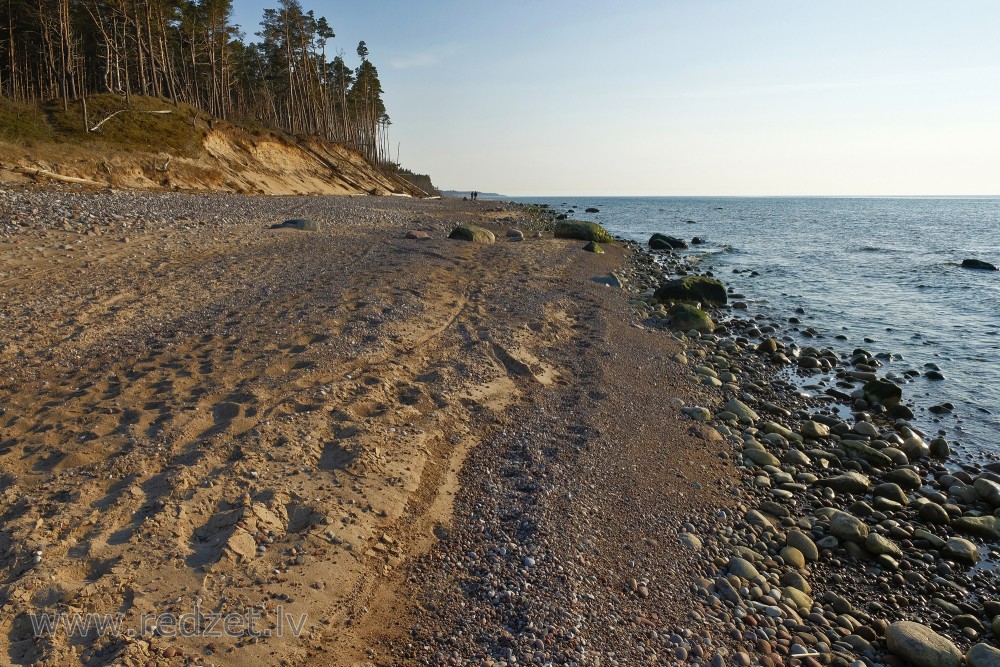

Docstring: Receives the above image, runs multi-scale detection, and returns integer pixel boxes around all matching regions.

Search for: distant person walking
[471,190,478,201]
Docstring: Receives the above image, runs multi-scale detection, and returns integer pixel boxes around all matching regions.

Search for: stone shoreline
[614,231,1000,667]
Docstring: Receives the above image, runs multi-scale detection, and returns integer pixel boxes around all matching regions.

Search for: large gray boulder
[885,621,962,667]
[902,436,930,460]
[779,546,806,568]
[968,643,1000,667]
[942,537,980,564]
[974,477,1000,506]
[863,378,902,407]
[918,502,951,525]
[649,233,688,250]
[829,511,869,542]
[782,586,813,611]
[953,515,1000,539]
[800,420,830,439]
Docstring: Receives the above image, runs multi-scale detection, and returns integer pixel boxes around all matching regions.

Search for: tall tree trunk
[58,0,74,106]
[142,0,160,97]
[6,0,15,100]
[131,0,146,95]
[155,8,176,104]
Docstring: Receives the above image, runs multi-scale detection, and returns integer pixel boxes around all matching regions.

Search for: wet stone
[918,502,951,525]
[967,644,1000,667]
[942,537,980,564]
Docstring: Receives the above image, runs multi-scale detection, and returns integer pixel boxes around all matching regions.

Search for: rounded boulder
[886,621,962,667]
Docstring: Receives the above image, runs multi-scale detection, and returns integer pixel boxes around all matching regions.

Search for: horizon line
[481,194,1000,199]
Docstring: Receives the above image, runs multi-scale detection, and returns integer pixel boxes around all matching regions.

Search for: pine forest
[0,0,394,164]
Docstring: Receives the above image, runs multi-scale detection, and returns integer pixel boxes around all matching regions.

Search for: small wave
[856,245,908,254]
[695,247,729,256]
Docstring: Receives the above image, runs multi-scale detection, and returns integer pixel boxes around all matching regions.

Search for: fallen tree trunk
[90,109,173,132]
[13,166,104,187]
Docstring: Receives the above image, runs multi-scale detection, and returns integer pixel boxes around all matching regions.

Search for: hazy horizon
[232,1,1000,197]
[470,193,1000,199]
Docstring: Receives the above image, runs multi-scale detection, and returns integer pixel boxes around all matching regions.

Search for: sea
[513,196,1000,462]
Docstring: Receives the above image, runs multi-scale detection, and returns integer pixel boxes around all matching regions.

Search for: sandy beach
[0,189,728,665]
[2,188,999,667]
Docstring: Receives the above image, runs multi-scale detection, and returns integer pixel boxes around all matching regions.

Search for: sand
[0,189,727,666]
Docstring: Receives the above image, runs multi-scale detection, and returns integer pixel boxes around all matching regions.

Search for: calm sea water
[515,196,1000,460]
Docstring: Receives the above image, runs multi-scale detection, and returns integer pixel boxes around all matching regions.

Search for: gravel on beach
[0,185,997,667]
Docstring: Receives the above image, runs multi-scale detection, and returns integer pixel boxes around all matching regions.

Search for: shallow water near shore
[517,196,1000,460]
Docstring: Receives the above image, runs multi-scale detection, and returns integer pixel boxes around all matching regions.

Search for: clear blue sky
[231,1,1000,196]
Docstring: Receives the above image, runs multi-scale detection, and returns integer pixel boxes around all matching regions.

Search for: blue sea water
[516,196,1000,461]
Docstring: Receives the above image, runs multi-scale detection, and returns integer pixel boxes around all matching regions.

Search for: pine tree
[0,0,394,162]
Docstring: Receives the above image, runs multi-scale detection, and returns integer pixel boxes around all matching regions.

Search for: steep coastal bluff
[0,96,435,197]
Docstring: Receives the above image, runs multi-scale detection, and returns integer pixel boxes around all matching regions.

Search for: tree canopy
[0,0,392,164]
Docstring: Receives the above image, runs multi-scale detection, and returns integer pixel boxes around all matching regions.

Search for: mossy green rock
[449,224,495,243]
[654,276,728,306]
[668,303,715,333]
[583,241,604,253]
[554,220,613,243]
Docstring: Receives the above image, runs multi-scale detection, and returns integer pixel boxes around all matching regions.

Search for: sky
[231,1,1000,196]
